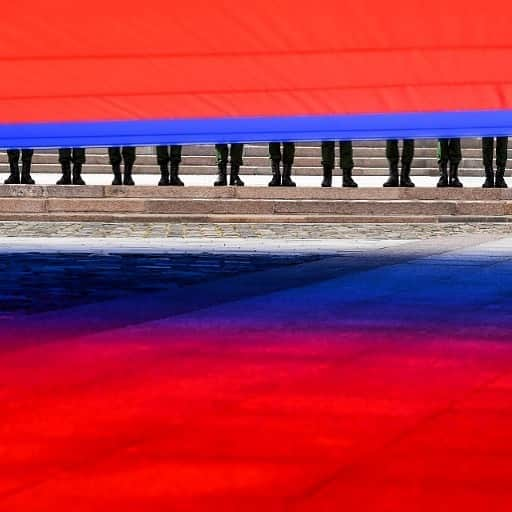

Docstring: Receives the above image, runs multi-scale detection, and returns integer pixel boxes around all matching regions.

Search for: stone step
[3,185,512,200]
[0,210,510,224]
[1,187,512,220]
[3,211,512,223]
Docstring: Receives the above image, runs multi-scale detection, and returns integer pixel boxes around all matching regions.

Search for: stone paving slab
[2,221,512,240]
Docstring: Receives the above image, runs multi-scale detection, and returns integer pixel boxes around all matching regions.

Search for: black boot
[268,161,281,186]
[400,164,415,187]
[111,163,122,185]
[170,164,184,186]
[383,163,399,187]
[20,161,35,185]
[158,163,170,186]
[437,162,449,187]
[321,165,333,187]
[281,164,296,187]
[495,167,508,188]
[123,162,135,186]
[342,168,358,188]
[482,166,494,188]
[57,162,72,185]
[229,164,244,186]
[72,163,85,185]
[4,160,20,185]
[449,162,463,188]
[214,162,227,186]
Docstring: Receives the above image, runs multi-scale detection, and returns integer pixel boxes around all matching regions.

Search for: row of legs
[4,138,509,188]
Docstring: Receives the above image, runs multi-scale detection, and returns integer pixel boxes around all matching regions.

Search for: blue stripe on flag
[0,110,511,149]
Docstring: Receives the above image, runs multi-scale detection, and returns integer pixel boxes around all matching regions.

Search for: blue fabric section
[0,110,512,149]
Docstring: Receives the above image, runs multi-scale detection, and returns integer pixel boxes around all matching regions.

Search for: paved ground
[3,221,512,241]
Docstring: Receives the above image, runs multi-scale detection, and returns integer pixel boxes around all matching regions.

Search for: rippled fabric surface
[1,0,511,146]
[2,245,512,510]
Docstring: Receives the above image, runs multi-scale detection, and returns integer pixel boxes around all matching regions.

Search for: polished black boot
[383,163,399,187]
[495,167,508,188]
[4,160,20,184]
[214,162,227,186]
[57,162,72,185]
[72,163,85,185]
[229,164,244,186]
[400,164,415,187]
[170,164,184,186]
[123,162,135,186]
[342,167,358,188]
[437,162,449,188]
[158,163,170,186]
[20,161,35,185]
[482,166,494,188]
[449,162,463,188]
[111,163,122,185]
[268,161,281,187]
[321,165,333,187]
[281,164,296,187]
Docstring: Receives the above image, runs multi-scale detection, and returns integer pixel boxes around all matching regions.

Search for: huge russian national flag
[1,0,511,148]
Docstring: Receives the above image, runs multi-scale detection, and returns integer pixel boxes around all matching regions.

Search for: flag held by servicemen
[1,0,510,147]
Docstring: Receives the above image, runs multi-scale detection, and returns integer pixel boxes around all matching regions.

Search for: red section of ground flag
[2,327,512,511]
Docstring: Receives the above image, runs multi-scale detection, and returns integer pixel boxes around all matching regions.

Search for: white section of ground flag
[0,237,413,255]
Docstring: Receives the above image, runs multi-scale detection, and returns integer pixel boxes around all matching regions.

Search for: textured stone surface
[3,220,512,240]
[0,198,47,213]
[47,198,146,213]
[3,185,512,200]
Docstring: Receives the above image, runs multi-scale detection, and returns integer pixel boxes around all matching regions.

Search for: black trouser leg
[122,146,136,166]
[229,144,244,186]
[321,141,335,187]
[437,139,449,187]
[71,148,86,185]
[269,142,282,163]
[122,147,136,185]
[169,145,184,186]
[282,142,295,166]
[340,141,357,187]
[108,147,123,185]
[19,149,35,184]
[496,137,508,170]
[157,145,170,185]
[400,139,415,187]
[384,140,399,187]
[268,143,281,187]
[496,136,509,188]
[229,144,244,167]
[482,137,494,170]
[214,144,228,186]
[401,139,415,168]
[448,138,463,188]
[57,148,72,185]
[70,148,85,165]
[281,142,296,187]
[5,149,20,184]
[482,137,495,187]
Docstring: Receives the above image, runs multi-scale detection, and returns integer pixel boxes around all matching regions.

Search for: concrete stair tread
[1,185,512,220]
